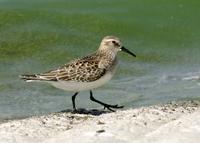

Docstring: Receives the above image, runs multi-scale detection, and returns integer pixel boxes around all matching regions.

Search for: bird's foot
[89,90,124,112]
[103,104,124,112]
[71,109,78,114]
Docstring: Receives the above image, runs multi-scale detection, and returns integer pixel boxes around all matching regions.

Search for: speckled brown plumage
[21,51,115,82]
[20,36,136,111]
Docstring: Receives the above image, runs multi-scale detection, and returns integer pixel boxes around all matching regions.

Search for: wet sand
[0,100,200,143]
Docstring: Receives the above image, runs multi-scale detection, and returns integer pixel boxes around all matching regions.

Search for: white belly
[49,71,115,91]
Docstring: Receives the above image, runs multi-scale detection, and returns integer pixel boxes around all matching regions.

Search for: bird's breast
[47,58,118,92]
[49,71,114,91]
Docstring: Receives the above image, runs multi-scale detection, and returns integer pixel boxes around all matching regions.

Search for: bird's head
[99,36,136,57]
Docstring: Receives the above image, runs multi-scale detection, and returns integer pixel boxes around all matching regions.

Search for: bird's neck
[96,50,118,70]
[97,49,117,61]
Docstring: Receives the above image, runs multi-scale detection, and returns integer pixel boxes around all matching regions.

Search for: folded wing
[20,54,107,82]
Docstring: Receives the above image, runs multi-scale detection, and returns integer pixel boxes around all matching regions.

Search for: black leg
[72,92,79,111]
[89,90,123,112]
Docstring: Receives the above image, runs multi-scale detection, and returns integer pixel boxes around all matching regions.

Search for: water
[0,0,200,120]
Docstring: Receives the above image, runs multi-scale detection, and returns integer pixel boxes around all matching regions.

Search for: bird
[20,36,136,112]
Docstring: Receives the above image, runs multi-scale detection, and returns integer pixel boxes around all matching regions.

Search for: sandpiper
[20,36,136,112]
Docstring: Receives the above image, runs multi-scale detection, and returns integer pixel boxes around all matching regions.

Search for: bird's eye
[112,40,119,46]
[112,41,116,44]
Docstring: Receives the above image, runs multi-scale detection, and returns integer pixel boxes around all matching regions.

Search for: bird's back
[20,51,116,83]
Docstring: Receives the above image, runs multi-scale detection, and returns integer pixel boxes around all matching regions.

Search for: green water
[0,0,200,120]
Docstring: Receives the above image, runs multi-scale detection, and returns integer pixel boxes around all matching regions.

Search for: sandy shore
[0,100,200,143]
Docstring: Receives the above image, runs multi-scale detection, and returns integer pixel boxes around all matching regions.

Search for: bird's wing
[36,55,107,82]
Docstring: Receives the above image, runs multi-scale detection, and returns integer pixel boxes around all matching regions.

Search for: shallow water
[0,0,200,120]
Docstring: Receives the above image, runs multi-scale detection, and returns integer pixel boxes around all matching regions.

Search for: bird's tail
[19,74,41,82]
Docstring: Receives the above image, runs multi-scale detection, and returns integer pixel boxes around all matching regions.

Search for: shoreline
[0,100,200,143]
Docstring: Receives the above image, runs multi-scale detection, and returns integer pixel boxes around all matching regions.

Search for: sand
[0,100,200,143]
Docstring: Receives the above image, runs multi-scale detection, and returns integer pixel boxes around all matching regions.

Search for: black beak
[121,46,136,57]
